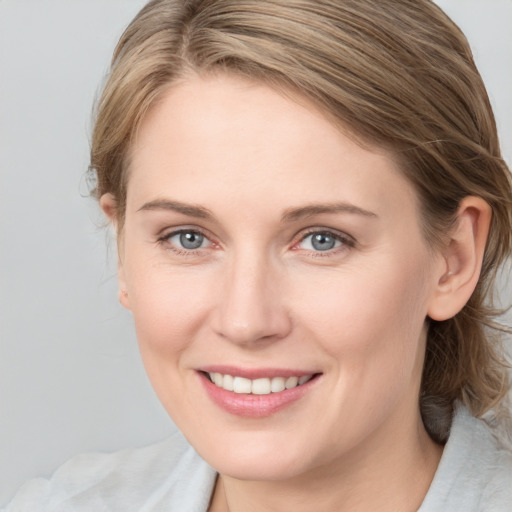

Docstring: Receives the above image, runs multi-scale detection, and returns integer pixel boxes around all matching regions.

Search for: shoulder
[420,404,512,512]
[2,431,217,511]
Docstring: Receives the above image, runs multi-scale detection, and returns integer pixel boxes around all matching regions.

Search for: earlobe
[118,286,131,310]
[427,197,491,321]
[117,258,131,309]
[100,193,131,310]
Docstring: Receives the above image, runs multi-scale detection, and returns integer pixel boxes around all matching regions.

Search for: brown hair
[90,0,512,441]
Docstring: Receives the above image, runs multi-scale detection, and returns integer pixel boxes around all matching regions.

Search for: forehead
[126,73,418,222]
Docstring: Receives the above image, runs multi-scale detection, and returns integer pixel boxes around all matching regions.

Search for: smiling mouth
[199,369,322,417]
[204,371,318,395]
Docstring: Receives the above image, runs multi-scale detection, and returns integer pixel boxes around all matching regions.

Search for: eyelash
[157,227,355,257]
[293,229,355,257]
[157,228,214,257]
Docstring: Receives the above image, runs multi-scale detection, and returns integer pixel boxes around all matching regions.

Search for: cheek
[289,259,431,445]
[125,263,218,420]
[125,258,215,358]
[293,256,431,368]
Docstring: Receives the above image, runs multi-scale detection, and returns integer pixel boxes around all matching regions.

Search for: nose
[211,253,292,347]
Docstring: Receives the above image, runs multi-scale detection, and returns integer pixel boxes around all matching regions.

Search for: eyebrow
[137,199,214,219]
[281,203,378,222]
[137,198,378,222]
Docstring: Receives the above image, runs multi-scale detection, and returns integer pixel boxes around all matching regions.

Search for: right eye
[159,229,213,253]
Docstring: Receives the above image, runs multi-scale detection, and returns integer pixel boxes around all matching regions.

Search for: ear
[427,197,491,321]
[100,193,131,310]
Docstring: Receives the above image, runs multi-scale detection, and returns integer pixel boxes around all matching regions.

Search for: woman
[5,0,512,510]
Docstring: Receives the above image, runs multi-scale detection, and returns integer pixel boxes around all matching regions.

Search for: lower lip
[198,372,320,418]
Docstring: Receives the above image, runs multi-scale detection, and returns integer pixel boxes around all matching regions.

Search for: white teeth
[207,372,314,395]
[270,376,285,393]
[298,375,313,385]
[251,378,271,395]
[233,376,252,394]
[223,374,234,391]
[285,376,298,389]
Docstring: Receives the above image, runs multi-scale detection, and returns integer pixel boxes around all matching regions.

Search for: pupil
[312,233,335,251]
[180,232,203,249]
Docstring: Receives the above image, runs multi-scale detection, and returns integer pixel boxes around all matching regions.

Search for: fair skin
[101,73,490,512]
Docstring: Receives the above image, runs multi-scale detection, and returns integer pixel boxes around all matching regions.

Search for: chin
[210,452,310,482]
[192,429,321,481]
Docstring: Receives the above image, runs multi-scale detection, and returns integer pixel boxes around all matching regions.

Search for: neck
[209,409,443,512]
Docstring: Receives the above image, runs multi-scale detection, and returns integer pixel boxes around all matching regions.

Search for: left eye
[299,232,343,252]
[168,230,210,250]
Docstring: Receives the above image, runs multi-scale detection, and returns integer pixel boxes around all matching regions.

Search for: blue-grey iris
[180,232,204,249]
[311,233,336,251]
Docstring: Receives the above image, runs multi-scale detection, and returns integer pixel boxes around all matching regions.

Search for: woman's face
[115,74,445,480]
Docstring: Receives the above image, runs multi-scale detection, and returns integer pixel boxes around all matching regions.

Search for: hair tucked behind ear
[90,0,512,441]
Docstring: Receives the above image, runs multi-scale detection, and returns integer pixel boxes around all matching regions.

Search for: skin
[101,73,491,511]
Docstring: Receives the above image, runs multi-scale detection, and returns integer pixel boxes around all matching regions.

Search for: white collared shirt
[4,406,511,511]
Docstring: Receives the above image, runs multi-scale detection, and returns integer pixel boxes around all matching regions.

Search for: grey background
[1,0,511,505]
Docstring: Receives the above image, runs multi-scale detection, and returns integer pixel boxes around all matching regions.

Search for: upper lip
[198,365,320,380]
